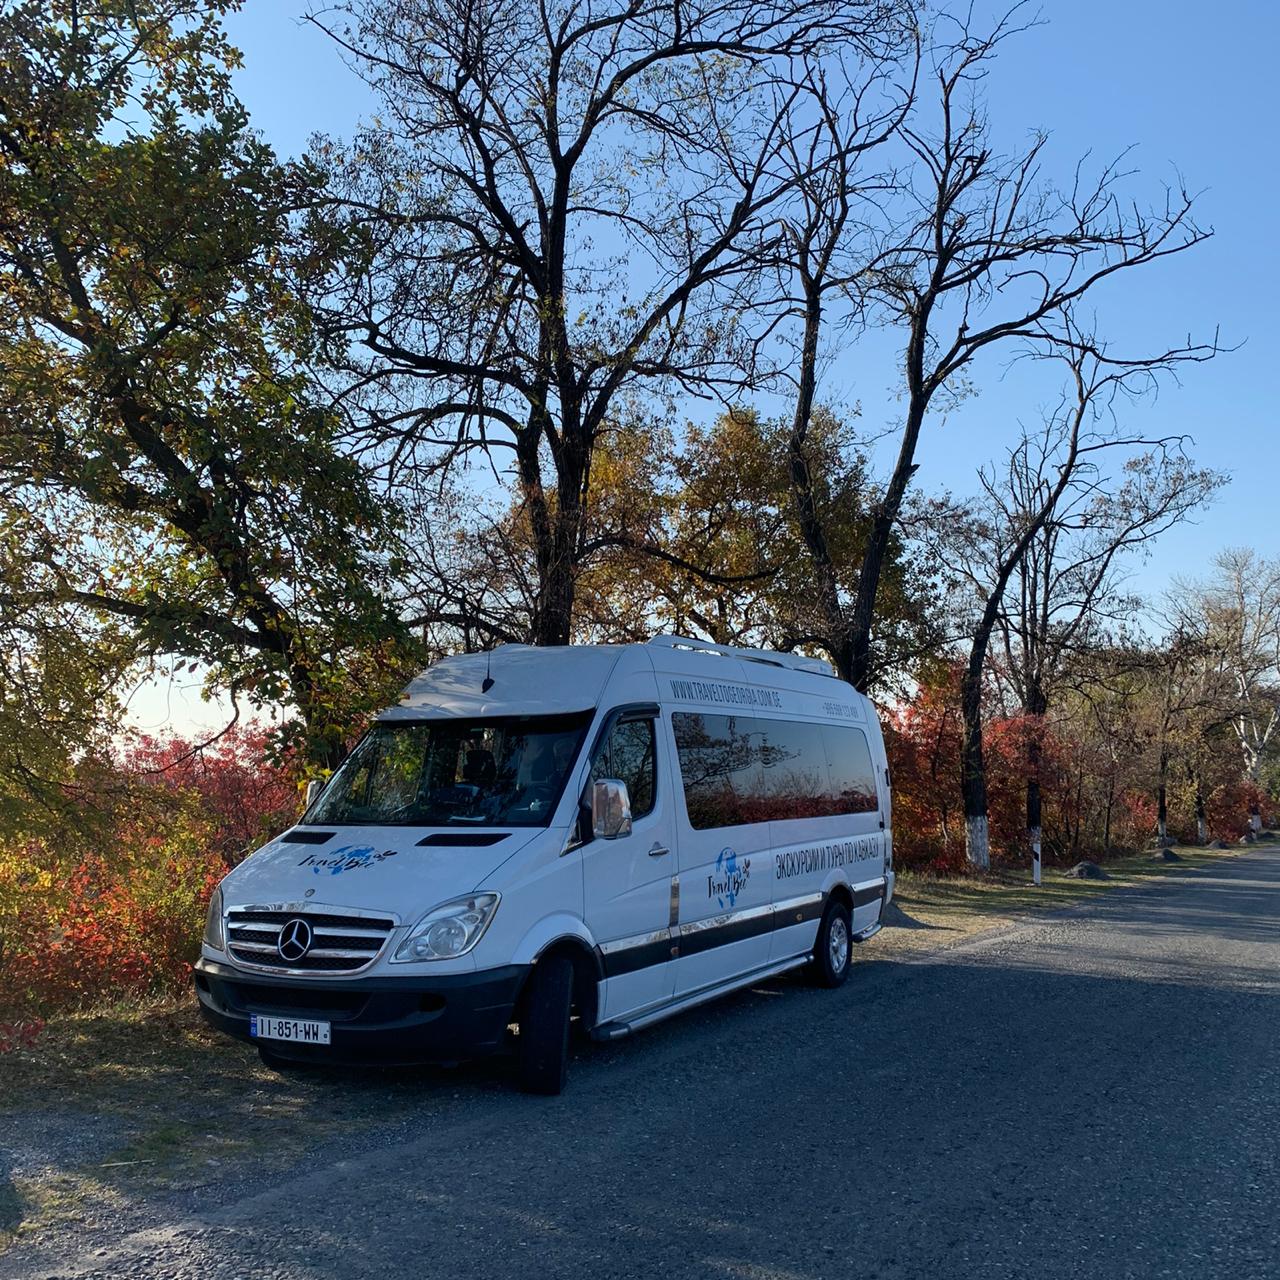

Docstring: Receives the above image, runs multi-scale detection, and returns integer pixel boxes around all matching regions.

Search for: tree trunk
[847,304,935,693]
[531,514,578,647]
[1024,683,1047,883]
[965,813,991,869]
[787,284,853,681]
[847,400,926,692]
[1026,800,1042,884]
[1194,781,1208,845]
[1026,775,1042,848]
[1156,746,1169,844]
[1026,765,1042,884]
[1103,775,1114,854]
[960,659,990,870]
[517,393,587,647]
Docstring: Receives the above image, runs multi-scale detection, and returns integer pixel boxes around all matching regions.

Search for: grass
[880,837,1259,953]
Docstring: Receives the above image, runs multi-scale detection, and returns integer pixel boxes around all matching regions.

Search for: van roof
[378,638,843,722]
[379,645,631,720]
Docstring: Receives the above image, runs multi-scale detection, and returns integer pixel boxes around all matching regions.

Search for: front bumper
[193,958,529,1065]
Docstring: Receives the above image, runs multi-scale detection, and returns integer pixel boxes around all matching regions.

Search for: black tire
[516,954,573,1095]
[809,899,853,988]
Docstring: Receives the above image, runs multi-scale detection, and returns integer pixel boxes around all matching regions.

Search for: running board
[591,1021,631,1042]
[588,954,811,1042]
[854,922,882,943]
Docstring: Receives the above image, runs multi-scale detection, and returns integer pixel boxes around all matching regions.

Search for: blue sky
[133,2,1276,735]
[221,2,1275,594]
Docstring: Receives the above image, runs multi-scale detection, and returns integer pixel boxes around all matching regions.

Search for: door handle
[648,843,670,858]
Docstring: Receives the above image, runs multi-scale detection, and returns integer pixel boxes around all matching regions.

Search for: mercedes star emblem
[277,917,314,963]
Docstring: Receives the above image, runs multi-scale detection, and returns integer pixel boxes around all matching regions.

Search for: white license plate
[250,1014,331,1045]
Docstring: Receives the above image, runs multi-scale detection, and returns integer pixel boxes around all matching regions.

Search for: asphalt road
[9,847,1280,1280]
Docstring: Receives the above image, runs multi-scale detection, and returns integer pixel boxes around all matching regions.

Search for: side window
[671,713,765,830]
[756,718,832,819]
[821,725,880,815]
[593,717,657,820]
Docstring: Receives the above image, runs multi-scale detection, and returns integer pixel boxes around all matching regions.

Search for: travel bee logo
[708,846,751,909]
[297,846,398,876]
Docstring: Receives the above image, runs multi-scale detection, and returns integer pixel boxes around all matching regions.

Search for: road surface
[7,846,1280,1279]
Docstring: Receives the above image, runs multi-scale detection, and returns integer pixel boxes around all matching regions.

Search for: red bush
[883,664,966,871]
[0,723,299,1036]
[1206,781,1271,842]
[120,725,299,863]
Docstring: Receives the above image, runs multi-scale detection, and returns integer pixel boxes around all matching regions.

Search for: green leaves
[0,1,417,777]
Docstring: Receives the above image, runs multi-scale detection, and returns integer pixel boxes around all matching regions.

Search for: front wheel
[809,899,852,988]
[516,954,573,1095]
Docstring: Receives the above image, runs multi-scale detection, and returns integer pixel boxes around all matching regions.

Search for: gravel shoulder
[0,838,1268,1277]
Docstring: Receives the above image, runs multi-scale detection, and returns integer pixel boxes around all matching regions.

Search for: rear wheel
[809,899,852,988]
[516,954,573,1095]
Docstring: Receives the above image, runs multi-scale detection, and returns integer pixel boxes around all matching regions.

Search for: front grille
[226,908,395,973]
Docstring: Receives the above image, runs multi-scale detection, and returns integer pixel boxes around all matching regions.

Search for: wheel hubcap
[829,916,850,973]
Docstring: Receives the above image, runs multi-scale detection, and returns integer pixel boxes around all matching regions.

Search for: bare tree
[820,8,1214,691]
[1137,626,1235,845]
[1181,549,1280,831]
[995,437,1224,867]
[932,327,1218,867]
[306,0,915,646]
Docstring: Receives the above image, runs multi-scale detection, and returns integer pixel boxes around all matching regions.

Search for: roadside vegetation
[2,4,1278,1063]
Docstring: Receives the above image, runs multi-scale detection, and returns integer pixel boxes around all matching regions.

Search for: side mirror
[304,779,323,811]
[592,778,633,840]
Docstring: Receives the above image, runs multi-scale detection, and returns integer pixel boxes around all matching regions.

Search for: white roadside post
[1031,830,1042,886]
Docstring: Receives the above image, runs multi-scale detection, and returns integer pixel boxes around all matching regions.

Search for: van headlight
[393,893,500,962]
[203,886,225,951]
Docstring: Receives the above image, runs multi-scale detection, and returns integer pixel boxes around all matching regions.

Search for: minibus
[194,637,894,1093]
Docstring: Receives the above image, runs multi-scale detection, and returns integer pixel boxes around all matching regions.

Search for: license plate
[249,1014,331,1045]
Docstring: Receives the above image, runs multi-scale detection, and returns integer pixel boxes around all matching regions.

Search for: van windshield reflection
[308,714,591,828]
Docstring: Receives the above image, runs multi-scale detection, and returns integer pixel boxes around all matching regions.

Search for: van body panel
[671,816,775,997]
[379,645,627,721]
[225,825,541,918]
[471,838,586,972]
[582,667,677,1020]
[506,913,597,968]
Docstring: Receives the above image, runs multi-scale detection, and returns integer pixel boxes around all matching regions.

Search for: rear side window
[592,717,657,819]
[672,712,879,830]
[758,718,831,819]
[820,724,879,814]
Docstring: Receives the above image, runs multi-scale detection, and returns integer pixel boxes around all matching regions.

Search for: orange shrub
[0,726,298,1033]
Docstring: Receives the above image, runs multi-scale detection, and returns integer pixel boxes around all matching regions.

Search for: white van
[194,638,894,1093]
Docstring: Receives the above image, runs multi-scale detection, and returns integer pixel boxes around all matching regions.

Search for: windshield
[307,714,592,828]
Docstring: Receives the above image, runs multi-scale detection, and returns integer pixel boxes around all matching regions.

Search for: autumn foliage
[0,727,298,1037]
[883,664,1274,873]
